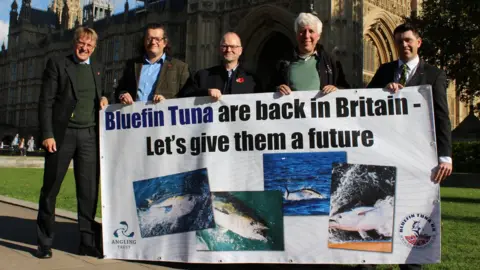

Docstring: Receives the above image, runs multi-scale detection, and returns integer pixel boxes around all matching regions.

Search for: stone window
[8,88,15,105]
[363,40,378,73]
[10,63,16,81]
[19,109,26,127]
[114,37,120,61]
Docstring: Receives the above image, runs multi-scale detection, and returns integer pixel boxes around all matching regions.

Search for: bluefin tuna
[329,204,393,239]
[212,193,269,242]
[283,186,326,201]
[147,194,197,218]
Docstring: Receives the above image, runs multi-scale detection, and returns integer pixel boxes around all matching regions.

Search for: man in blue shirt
[116,23,190,104]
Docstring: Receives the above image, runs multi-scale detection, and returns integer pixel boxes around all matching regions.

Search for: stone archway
[235,4,297,90]
[362,8,401,84]
[363,8,400,64]
[255,32,294,91]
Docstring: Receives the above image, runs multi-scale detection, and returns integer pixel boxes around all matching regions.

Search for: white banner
[100,86,441,264]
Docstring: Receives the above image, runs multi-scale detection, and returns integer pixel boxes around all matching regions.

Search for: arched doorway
[256,32,294,92]
[235,4,296,91]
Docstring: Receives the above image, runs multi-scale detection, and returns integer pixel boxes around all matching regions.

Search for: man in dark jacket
[116,23,190,104]
[178,32,262,100]
[367,23,452,185]
[36,27,110,259]
[363,23,452,270]
[274,12,350,96]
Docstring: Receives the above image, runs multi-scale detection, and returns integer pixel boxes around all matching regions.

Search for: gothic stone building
[0,0,468,142]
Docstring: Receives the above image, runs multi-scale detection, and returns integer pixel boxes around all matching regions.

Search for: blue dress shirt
[137,53,166,101]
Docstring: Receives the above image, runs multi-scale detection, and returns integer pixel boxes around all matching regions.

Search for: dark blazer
[115,55,190,102]
[273,44,350,90]
[178,64,263,97]
[38,54,109,148]
[367,59,452,158]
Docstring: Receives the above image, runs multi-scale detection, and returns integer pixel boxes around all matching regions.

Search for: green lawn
[0,168,102,217]
[0,168,479,269]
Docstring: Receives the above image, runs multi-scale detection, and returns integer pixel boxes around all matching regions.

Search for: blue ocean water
[132,168,215,238]
[263,152,347,216]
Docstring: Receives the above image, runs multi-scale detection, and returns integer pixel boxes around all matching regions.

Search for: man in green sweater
[274,12,350,94]
[36,27,110,259]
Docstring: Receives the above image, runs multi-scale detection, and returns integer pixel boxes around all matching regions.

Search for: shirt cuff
[439,156,452,164]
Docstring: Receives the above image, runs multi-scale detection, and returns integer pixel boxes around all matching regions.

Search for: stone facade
[83,0,113,23]
[0,0,469,142]
[52,0,83,29]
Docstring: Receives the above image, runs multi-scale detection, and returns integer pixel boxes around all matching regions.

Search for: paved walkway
[0,156,73,169]
[0,198,339,270]
[0,200,188,270]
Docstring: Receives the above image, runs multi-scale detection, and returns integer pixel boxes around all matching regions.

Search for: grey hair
[294,12,323,34]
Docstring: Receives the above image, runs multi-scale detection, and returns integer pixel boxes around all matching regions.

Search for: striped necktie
[399,64,408,85]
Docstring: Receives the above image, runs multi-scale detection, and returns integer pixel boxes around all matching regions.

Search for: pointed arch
[234,4,296,72]
[363,8,400,64]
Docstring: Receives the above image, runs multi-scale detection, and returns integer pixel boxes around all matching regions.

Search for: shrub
[452,141,480,173]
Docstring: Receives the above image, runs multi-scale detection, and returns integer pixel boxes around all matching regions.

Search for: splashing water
[330,164,363,214]
[138,195,200,235]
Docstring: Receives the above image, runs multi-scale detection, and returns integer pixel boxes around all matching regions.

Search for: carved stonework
[365,0,411,18]
[201,1,214,11]
[52,0,82,29]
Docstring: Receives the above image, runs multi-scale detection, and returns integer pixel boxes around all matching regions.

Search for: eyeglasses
[220,44,242,50]
[76,41,96,50]
[146,37,166,44]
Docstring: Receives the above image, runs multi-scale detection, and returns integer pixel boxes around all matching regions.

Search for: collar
[297,50,317,61]
[398,55,420,70]
[144,53,166,65]
[73,54,90,65]
[225,63,239,73]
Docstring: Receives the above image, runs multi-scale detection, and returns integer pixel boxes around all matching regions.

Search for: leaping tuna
[211,193,269,242]
[146,194,197,218]
[328,205,393,239]
[283,186,326,201]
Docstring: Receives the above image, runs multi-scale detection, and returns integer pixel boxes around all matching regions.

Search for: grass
[0,168,102,217]
[1,168,479,269]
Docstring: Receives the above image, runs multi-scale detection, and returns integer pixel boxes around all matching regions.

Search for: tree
[407,0,480,104]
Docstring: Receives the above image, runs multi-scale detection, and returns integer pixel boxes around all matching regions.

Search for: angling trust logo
[399,213,437,248]
[112,221,136,248]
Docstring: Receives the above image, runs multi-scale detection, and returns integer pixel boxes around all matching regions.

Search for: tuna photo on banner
[99,86,441,264]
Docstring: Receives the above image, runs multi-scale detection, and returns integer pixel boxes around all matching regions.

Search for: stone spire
[309,0,318,16]
[124,0,129,23]
[10,0,18,26]
[20,0,32,22]
[61,0,70,29]
[62,0,70,29]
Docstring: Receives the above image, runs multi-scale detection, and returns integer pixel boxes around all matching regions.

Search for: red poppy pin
[236,77,245,83]
[167,63,173,68]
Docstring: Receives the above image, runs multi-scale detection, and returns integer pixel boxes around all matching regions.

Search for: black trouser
[36,126,99,248]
